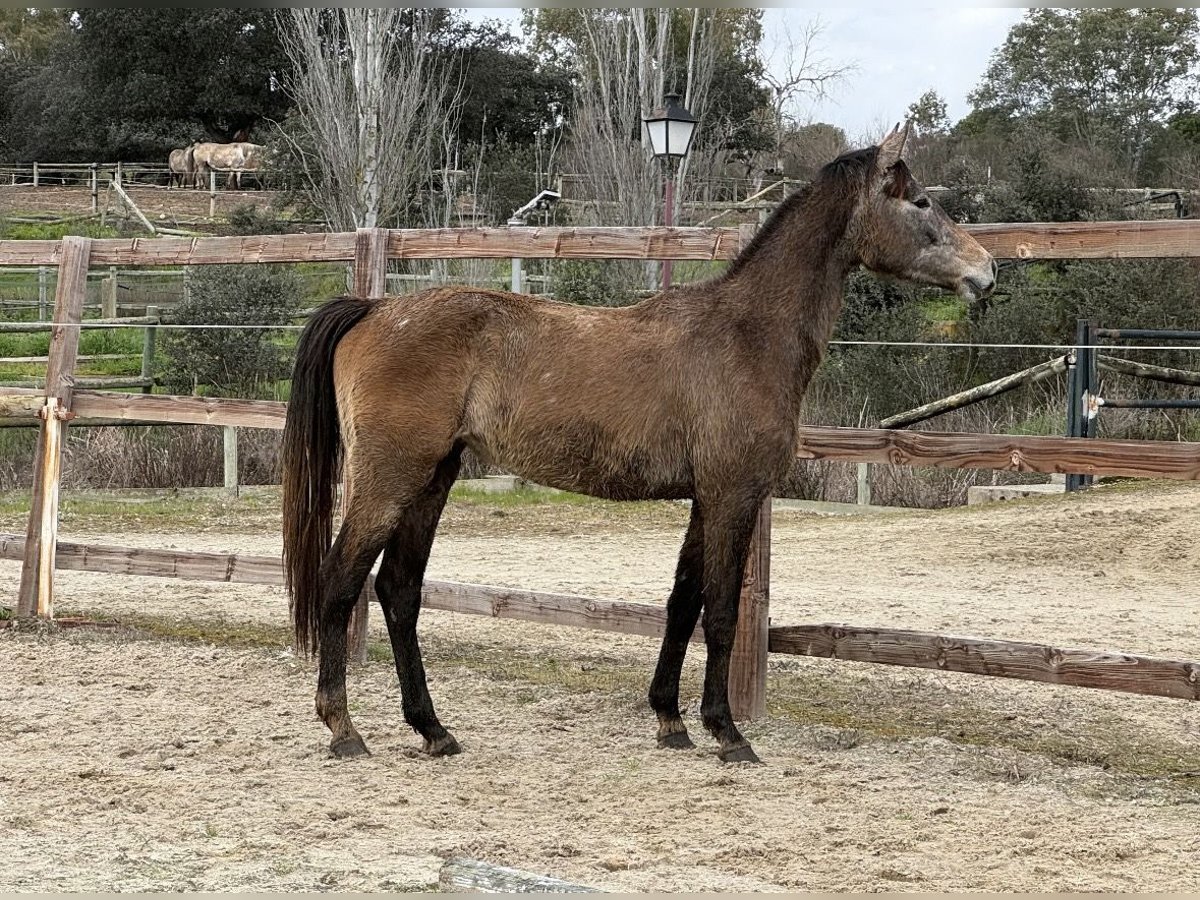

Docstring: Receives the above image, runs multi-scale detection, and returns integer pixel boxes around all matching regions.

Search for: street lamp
[643,92,697,290]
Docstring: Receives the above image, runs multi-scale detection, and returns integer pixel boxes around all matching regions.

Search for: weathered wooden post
[17,236,92,619]
[728,223,770,720]
[89,163,98,213]
[104,266,118,318]
[208,168,217,218]
[37,266,48,322]
[856,463,872,506]
[32,161,39,188]
[141,305,158,394]
[223,426,239,497]
[345,227,390,663]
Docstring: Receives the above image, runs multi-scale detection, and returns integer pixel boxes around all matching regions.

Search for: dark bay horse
[281,124,996,764]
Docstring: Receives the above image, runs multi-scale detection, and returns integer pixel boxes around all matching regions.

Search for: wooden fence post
[89,163,98,213]
[223,426,239,497]
[141,305,158,393]
[104,266,118,318]
[729,221,769,720]
[856,463,872,506]
[730,497,770,720]
[37,266,48,322]
[344,227,390,663]
[208,168,217,218]
[17,235,92,618]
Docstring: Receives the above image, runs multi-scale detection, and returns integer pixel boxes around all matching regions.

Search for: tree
[969,8,1200,177]
[759,17,852,173]
[77,9,290,152]
[1,9,290,160]
[278,8,459,230]
[907,89,950,136]
[0,8,71,64]
[527,9,768,227]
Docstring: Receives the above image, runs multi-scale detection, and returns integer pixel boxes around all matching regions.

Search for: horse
[192,141,263,190]
[167,145,194,189]
[280,123,997,764]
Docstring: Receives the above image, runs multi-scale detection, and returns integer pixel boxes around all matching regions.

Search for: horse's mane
[726,146,907,278]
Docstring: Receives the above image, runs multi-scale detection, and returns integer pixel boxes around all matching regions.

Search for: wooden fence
[2,222,1200,717]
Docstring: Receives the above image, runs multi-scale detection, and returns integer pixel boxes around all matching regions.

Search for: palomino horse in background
[281,123,997,764]
[192,141,264,189]
[167,144,195,189]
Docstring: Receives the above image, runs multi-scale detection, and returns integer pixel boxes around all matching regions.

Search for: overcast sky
[459,6,1026,143]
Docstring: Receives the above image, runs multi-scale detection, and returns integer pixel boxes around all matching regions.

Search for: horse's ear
[877,121,912,170]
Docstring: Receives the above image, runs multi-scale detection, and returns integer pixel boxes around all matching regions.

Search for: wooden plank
[0,534,684,640]
[729,496,770,720]
[4,221,1200,267]
[966,220,1200,260]
[0,395,52,417]
[0,233,359,267]
[439,858,601,893]
[0,228,739,267]
[795,426,1200,480]
[70,390,286,429]
[16,235,91,617]
[5,532,1198,701]
[387,226,741,261]
[769,624,1200,701]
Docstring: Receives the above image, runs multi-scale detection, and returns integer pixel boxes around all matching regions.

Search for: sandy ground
[2,482,1199,891]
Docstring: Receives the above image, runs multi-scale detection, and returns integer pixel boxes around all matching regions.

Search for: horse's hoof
[424,733,462,758]
[657,730,696,750]
[719,743,761,764]
[330,735,370,759]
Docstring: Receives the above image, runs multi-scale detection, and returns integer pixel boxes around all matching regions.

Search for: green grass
[448,483,604,508]
[0,221,123,241]
[920,293,968,323]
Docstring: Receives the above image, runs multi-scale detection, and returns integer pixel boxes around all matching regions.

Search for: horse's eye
[913,196,931,209]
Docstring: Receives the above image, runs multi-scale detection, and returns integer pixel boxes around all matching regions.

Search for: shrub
[157,264,301,397]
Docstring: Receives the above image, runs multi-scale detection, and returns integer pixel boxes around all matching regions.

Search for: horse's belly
[466,425,692,501]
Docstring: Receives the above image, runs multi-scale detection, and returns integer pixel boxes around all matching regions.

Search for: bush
[157,264,302,397]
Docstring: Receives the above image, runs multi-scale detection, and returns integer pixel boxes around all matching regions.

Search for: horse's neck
[721,194,855,396]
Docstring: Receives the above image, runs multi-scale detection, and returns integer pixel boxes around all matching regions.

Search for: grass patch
[0,487,283,533]
[449,483,603,508]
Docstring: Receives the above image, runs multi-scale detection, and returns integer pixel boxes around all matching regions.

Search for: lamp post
[643,92,697,291]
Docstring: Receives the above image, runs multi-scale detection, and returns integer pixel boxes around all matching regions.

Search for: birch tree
[550,9,720,228]
[278,8,457,230]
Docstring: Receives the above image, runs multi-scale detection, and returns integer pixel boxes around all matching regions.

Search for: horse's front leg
[697,492,766,763]
[648,501,704,749]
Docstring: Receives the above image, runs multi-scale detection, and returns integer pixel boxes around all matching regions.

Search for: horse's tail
[282,295,374,657]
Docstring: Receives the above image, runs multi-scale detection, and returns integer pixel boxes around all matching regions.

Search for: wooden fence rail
[10,219,1200,268]
[2,223,1199,718]
[2,532,1195,701]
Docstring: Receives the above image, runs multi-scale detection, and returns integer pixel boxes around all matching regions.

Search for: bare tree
[760,18,854,173]
[278,9,457,231]
[565,9,720,230]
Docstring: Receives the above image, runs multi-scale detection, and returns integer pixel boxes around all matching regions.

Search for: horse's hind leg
[315,501,398,758]
[374,446,463,757]
[648,501,704,750]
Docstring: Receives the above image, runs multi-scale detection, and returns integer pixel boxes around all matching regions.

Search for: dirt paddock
[2,482,1199,891]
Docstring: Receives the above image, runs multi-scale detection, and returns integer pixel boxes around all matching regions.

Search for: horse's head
[848,122,996,301]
